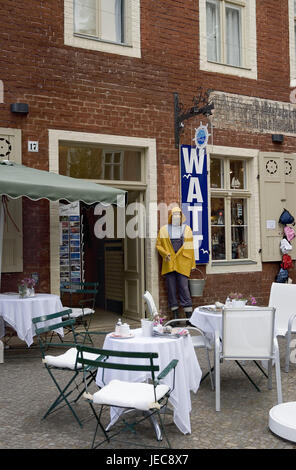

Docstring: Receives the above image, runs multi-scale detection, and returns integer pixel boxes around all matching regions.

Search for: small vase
[231,300,247,308]
[141,319,154,337]
[28,287,35,297]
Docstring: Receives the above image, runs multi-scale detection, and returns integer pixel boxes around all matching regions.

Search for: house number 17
[28,141,39,152]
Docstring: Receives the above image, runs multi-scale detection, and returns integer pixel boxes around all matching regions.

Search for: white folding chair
[215,306,282,412]
[268,282,296,372]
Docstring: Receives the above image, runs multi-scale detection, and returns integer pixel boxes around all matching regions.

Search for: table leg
[0,339,4,363]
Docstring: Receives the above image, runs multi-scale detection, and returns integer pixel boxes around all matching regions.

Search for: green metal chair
[76,344,179,449]
[32,309,108,427]
[60,281,99,345]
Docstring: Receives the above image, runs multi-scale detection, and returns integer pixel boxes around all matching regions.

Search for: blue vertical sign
[180,125,209,263]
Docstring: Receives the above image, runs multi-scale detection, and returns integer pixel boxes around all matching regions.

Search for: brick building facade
[0,0,296,318]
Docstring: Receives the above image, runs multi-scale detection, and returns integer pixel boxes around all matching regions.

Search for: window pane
[101,0,123,43]
[206,0,221,62]
[210,158,224,188]
[74,0,97,36]
[231,199,248,259]
[230,160,245,189]
[211,198,225,260]
[59,143,142,181]
[226,4,242,66]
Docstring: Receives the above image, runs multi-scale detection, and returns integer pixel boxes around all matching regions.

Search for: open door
[123,191,145,320]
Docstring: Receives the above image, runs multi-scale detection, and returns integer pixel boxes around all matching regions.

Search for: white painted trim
[199,0,257,79]
[288,0,296,87]
[48,129,159,310]
[206,145,262,274]
[64,0,141,58]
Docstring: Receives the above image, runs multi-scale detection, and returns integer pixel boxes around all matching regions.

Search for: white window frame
[64,0,141,58]
[206,145,262,275]
[102,150,124,180]
[289,0,296,87]
[199,0,257,79]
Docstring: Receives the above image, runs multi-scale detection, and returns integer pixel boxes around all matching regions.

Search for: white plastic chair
[164,318,214,390]
[143,290,158,318]
[268,282,296,372]
[215,306,282,411]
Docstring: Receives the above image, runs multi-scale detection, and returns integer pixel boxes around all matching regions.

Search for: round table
[96,327,202,435]
[0,293,64,347]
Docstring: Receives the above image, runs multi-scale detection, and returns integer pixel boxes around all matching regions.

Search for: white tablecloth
[96,328,202,434]
[0,293,64,347]
[190,305,222,345]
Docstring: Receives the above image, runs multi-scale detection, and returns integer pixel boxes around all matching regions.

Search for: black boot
[171,308,180,326]
[184,308,193,326]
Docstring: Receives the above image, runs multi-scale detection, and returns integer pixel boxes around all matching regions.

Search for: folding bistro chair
[76,344,178,449]
[60,281,99,345]
[215,306,282,411]
[32,309,107,427]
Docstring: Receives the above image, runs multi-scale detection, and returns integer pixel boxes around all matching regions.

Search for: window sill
[73,33,133,48]
[207,59,251,72]
[212,260,258,266]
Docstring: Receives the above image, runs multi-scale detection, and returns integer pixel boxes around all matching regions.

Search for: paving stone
[1,335,296,449]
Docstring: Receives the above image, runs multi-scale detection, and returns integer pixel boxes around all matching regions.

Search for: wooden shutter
[259,152,296,261]
[0,128,23,272]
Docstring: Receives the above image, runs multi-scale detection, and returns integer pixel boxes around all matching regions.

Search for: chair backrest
[32,309,76,353]
[143,291,158,317]
[222,306,275,359]
[60,281,99,308]
[76,345,160,386]
[268,282,296,335]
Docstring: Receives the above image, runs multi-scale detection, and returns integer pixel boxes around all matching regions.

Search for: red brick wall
[0,1,294,306]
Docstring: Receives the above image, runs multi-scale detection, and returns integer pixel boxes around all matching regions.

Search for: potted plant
[141,312,167,337]
[18,277,37,298]
[228,292,257,308]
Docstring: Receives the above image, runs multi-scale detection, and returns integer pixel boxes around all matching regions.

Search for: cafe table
[0,293,64,348]
[96,327,202,435]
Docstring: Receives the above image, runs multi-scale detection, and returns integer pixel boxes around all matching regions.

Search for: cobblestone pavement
[1,333,296,449]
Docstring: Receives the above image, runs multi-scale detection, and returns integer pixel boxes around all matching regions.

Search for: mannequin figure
[156,206,196,319]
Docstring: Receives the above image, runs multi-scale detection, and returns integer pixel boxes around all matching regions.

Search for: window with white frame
[74,0,124,44]
[210,157,250,262]
[64,0,141,58]
[199,0,257,79]
[206,0,243,67]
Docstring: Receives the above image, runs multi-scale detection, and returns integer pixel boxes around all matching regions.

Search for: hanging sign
[180,124,209,263]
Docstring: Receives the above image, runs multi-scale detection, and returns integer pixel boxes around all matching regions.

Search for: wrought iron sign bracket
[174,89,214,149]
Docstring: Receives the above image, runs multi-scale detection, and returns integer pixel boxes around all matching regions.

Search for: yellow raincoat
[156,208,196,277]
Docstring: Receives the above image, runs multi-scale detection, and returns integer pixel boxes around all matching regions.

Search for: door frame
[48,129,159,316]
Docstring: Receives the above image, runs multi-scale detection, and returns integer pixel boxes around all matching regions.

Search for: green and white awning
[0,160,126,206]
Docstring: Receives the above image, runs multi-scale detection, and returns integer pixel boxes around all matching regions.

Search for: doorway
[80,189,145,320]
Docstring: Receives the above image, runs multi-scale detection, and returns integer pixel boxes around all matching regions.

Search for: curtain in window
[226,6,241,67]
[101,0,123,43]
[206,1,220,62]
[74,0,96,36]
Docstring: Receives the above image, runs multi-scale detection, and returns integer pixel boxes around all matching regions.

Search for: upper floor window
[199,0,257,80]
[74,0,124,44]
[206,0,242,67]
[64,0,141,58]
